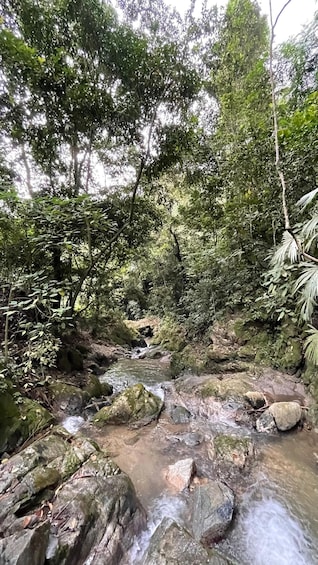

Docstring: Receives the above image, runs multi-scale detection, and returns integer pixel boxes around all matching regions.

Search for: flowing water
[64,352,318,564]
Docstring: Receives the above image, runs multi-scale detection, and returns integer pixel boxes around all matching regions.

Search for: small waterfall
[62,415,85,434]
[125,494,187,564]
[219,475,318,565]
[242,496,315,565]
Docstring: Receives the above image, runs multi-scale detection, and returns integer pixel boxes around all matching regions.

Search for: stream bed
[64,354,318,565]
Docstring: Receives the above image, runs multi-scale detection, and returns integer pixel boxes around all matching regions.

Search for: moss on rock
[212,434,254,470]
[0,391,21,454]
[93,383,163,426]
[152,318,186,352]
[233,318,303,373]
[199,375,253,402]
[49,382,90,414]
[19,398,54,437]
[84,374,113,398]
[0,394,54,456]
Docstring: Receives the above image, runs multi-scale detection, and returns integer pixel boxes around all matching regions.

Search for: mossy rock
[19,397,54,438]
[300,363,318,424]
[303,364,318,397]
[277,340,302,372]
[0,391,21,455]
[0,394,53,456]
[49,382,90,414]
[93,383,163,426]
[97,319,138,347]
[84,374,113,398]
[84,374,103,397]
[152,318,186,352]
[234,318,302,373]
[211,434,254,470]
[171,345,213,377]
[199,375,253,402]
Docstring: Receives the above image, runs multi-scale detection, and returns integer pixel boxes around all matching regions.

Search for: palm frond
[271,231,299,265]
[301,215,318,240]
[304,327,318,365]
[297,187,318,211]
[294,264,318,320]
[304,232,318,252]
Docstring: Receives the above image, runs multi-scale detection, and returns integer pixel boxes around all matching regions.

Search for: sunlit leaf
[297,188,318,211]
[271,231,299,265]
[304,327,318,365]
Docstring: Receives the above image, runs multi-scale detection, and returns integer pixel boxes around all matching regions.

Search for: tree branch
[272,0,293,31]
[269,0,292,230]
[21,143,34,198]
[269,0,318,266]
[70,108,158,314]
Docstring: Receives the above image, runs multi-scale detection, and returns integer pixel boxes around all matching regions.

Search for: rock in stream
[0,427,145,565]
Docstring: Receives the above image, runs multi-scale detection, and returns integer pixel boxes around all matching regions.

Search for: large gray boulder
[269,401,302,431]
[0,523,50,565]
[191,481,235,545]
[142,517,232,565]
[93,383,163,426]
[0,428,145,565]
[47,454,145,565]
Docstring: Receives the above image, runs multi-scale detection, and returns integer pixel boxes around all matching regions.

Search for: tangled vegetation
[0,0,317,388]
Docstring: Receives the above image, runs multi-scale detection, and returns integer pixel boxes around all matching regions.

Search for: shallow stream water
[63,353,318,564]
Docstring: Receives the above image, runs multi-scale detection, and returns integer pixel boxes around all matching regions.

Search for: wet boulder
[84,374,113,398]
[47,454,145,565]
[255,410,277,433]
[269,401,302,431]
[170,405,192,424]
[49,382,90,415]
[176,374,254,404]
[165,458,196,491]
[142,517,232,565]
[0,393,53,456]
[210,434,255,471]
[0,522,50,565]
[93,383,163,426]
[191,480,235,545]
[0,428,145,565]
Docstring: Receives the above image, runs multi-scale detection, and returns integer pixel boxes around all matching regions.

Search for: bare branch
[272,0,293,31]
[70,107,159,314]
[21,143,34,198]
[269,0,292,230]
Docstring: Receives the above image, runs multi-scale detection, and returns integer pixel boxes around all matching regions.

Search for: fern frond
[297,187,318,211]
[304,327,318,365]
[271,231,299,265]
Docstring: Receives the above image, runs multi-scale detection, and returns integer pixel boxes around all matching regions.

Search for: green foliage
[152,316,186,352]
